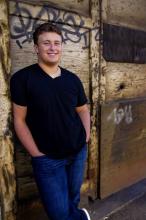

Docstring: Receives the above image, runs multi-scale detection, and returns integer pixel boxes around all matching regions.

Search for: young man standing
[10,23,91,220]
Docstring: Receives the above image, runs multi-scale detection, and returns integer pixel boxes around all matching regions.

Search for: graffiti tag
[107,105,133,124]
[10,2,100,49]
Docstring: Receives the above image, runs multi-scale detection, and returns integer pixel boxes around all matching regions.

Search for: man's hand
[31,151,45,157]
[86,133,90,143]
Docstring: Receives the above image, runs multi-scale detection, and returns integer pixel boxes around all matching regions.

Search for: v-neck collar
[36,63,62,80]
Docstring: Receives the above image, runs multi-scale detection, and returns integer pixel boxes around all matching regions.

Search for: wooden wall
[9,0,100,205]
[3,0,146,217]
[0,1,16,220]
[102,0,146,31]
[17,0,90,16]
[100,0,146,197]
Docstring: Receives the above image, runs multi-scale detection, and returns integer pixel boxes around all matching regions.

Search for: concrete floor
[17,179,146,220]
[86,178,146,220]
[105,194,146,220]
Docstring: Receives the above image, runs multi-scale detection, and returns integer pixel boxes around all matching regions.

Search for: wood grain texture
[11,0,90,16]
[100,99,146,198]
[9,1,92,29]
[104,62,146,102]
[87,0,100,199]
[100,0,146,198]
[0,0,16,219]
[102,0,146,31]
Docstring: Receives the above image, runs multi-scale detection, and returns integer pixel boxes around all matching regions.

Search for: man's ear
[34,44,38,54]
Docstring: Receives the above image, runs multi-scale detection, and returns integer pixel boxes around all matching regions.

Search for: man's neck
[38,62,59,76]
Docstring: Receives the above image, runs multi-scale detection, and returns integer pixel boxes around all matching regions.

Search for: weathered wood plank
[9,1,93,28]
[10,0,90,17]
[0,0,16,219]
[102,0,146,31]
[104,62,146,101]
[15,144,33,178]
[87,0,100,198]
[100,98,146,198]
[17,177,39,200]
[100,0,146,198]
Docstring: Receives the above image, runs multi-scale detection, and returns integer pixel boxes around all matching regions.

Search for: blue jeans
[31,145,88,220]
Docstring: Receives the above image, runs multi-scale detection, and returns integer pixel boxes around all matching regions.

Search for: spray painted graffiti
[107,105,133,124]
[10,1,100,49]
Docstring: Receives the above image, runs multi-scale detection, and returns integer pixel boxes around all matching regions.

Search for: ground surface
[17,179,146,220]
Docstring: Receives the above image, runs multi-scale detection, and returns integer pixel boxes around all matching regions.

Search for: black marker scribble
[10,2,100,49]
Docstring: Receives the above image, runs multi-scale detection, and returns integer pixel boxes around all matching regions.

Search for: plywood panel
[0,0,16,219]
[102,0,146,31]
[13,0,90,16]
[100,99,146,198]
[104,62,146,101]
[9,1,92,28]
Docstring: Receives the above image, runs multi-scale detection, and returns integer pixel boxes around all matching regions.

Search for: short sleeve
[76,77,88,107]
[10,72,28,106]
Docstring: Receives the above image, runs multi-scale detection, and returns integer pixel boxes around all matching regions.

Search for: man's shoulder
[11,63,37,79]
[61,67,81,81]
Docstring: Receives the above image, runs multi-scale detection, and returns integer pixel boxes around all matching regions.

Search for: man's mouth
[48,53,58,55]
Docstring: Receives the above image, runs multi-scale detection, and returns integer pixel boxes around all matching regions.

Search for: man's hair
[33,23,62,45]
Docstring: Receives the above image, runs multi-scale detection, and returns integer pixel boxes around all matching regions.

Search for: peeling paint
[0,0,16,219]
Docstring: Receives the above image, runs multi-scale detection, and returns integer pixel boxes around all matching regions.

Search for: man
[10,23,91,220]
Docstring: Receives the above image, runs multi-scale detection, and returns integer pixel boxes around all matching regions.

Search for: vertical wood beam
[0,0,16,219]
[88,0,100,199]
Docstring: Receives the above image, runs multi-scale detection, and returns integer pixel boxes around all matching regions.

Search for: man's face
[35,32,62,66]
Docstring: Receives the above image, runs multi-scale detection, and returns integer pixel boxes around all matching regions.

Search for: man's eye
[43,42,50,45]
[55,42,61,46]
[42,42,61,46]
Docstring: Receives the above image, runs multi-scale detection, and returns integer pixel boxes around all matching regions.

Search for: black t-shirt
[10,64,87,158]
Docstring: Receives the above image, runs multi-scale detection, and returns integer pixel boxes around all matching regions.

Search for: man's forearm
[14,119,43,156]
[77,109,90,143]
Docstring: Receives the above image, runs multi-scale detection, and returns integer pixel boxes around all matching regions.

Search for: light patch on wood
[1,163,16,211]
[9,1,93,29]
[14,0,90,16]
[0,96,11,136]
[104,62,146,101]
[0,0,16,219]
[87,0,100,199]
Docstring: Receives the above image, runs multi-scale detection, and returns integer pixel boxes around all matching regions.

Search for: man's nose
[49,44,55,50]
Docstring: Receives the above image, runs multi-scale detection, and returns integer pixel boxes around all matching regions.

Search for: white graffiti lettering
[107,105,133,124]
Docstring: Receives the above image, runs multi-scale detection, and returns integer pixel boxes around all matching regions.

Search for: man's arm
[76,104,90,143]
[12,103,44,157]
